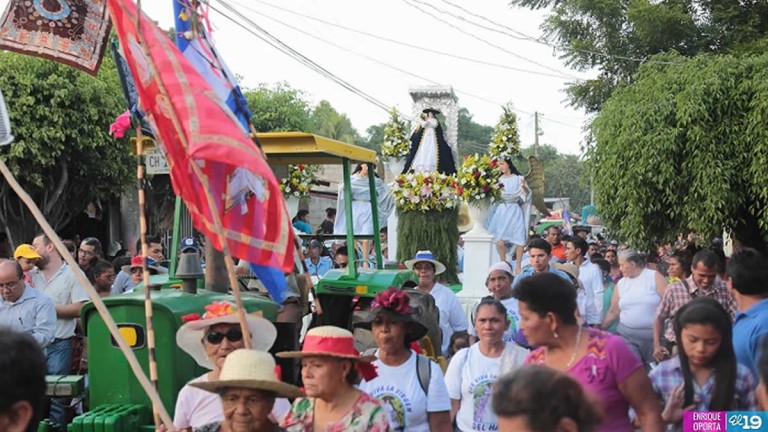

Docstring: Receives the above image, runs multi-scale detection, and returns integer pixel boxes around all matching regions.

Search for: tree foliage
[0,51,131,245]
[457,108,493,158]
[511,0,768,112]
[589,52,768,251]
[515,144,590,211]
[244,82,312,132]
[309,100,360,144]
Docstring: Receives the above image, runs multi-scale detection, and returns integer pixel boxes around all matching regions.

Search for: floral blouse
[280,392,391,432]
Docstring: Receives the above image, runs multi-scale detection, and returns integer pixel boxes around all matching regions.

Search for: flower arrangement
[489,104,521,161]
[372,288,412,315]
[391,171,459,212]
[279,164,319,198]
[381,108,411,159]
[457,153,503,206]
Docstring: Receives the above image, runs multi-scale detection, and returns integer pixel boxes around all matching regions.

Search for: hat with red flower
[355,287,428,344]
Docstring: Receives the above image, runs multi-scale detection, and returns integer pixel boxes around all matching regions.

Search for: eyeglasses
[0,279,21,290]
[205,330,244,345]
[78,248,96,256]
[413,264,434,271]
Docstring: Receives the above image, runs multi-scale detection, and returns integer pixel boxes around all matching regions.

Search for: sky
[0,0,595,155]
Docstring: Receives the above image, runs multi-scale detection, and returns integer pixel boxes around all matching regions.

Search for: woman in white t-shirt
[357,288,452,432]
[445,298,528,431]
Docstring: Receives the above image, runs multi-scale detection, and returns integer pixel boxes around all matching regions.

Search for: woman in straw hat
[357,288,452,432]
[405,251,468,355]
[174,301,289,431]
[191,349,303,432]
[277,326,391,431]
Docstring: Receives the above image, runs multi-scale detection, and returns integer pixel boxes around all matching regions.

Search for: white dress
[410,118,439,173]
[486,175,529,246]
[333,175,394,236]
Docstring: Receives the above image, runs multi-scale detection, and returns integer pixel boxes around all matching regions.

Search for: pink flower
[109,111,132,139]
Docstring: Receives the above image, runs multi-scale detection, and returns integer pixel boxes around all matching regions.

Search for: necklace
[547,328,584,369]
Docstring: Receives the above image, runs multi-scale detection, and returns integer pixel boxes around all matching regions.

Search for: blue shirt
[733,297,768,382]
[293,220,312,235]
[0,285,57,349]
[304,256,333,277]
[512,264,571,288]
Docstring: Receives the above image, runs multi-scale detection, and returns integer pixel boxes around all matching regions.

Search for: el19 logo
[727,412,766,431]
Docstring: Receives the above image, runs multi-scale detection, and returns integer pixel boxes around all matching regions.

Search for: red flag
[107,0,294,272]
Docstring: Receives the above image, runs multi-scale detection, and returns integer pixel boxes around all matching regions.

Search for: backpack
[364,348,433,396]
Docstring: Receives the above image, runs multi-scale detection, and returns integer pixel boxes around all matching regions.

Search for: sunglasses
[205,330,244,345]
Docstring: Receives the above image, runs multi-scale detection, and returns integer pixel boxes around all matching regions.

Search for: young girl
[649,297,757,430]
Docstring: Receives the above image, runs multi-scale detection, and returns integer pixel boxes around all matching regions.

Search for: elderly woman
[601,250,667,365]
[191,350,303,432]
[444,298,528,432]
[174,301,286,431]
[516,273,664,432]
[357,288,452,432]
[492,365,604,432]
[277,326,390,431]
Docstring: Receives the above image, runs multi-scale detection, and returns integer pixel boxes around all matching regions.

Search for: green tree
[588,52,768,251]
[0,51,131,245]
[457,108,493,158]
[360,123,385,152]
[309,100,361,144]
[510,0,768,112]
[244,82,312,132]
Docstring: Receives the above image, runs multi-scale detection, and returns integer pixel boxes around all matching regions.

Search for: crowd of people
[2,221,768,431]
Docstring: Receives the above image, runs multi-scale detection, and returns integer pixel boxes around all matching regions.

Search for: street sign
[145,150,169,175]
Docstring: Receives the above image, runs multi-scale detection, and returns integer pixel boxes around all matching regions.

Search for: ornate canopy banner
[0,0,111,75]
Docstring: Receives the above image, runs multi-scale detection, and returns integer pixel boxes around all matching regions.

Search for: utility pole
[534,111,540,157]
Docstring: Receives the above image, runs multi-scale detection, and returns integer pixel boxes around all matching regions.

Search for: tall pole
[534,111,540,158]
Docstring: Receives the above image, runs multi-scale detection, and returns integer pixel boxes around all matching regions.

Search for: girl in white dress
[486,159,531,273]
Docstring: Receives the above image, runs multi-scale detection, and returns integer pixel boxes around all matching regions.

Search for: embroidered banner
[0,0,111,75]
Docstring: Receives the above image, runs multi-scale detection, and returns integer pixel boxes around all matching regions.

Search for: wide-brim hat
[422,108,441,115]
[553,263,579,280]
[121,255,166,274]
[457,202,474,233]
[190,350,303,399]
[405,250,446,275]
[176,301,277,369]
[276,326,375,361]
[277,326,378,381]
[354,288,429,343]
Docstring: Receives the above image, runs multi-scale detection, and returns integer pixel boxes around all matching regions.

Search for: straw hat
[190,350,303,399]
[176,301,277,369]
[277,326,375,362]
[355,288,429,343]
[457,202,474,233]
[553,262,579,280]
[404,250,446,275]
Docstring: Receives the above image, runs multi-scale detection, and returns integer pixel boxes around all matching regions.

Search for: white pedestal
[387,211,398,262]
[457,231,495,320]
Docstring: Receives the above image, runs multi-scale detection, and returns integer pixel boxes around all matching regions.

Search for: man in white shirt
[405,250,468,355]
[31,233,89,425]
[565,237,603,325]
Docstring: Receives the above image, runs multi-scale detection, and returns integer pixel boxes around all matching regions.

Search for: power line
[401,0,583,80]
[220,0,583,124]
[231,0,578,81]
[207,0,393,113]
[434,0,685,66]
